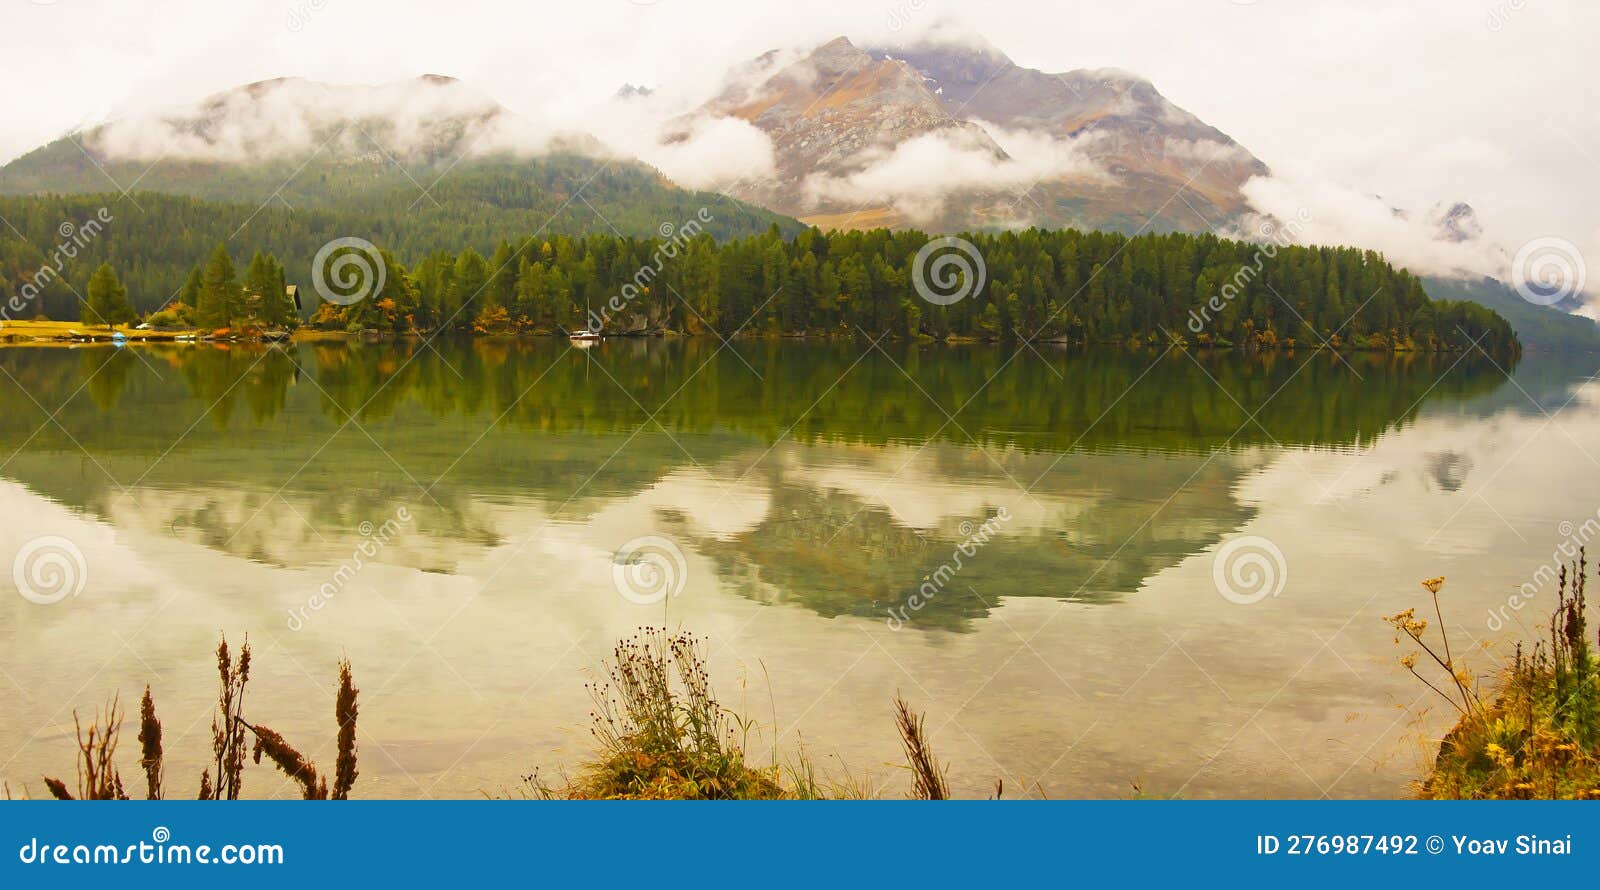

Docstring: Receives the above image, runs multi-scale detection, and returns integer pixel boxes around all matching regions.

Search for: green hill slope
[1423,275,1600,353]
[0,152,800,317]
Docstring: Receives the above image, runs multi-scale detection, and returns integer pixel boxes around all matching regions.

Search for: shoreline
[0,318,1527,356]
[81,325,1524,354]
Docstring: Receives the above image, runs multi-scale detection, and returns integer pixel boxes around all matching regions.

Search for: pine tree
[84,263,132,327]
[244,250,274,322]
[485,241,515,311]
[445,249,489,329]
[197,243,240,329]
[178,266,203,315]
[264,253,292,327]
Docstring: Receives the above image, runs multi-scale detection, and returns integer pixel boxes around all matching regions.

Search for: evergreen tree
[264,253,292,326]
[197,243,240,329]
[244,250,274,322]
[445,248,489,329]
[84,263,133,327]
[178,266,203,314]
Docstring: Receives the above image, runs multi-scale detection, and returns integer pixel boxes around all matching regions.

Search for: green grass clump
[524,628,964,800]
[552,628,785,800]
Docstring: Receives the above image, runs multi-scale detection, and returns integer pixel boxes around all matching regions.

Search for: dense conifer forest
[0,191,1517,355]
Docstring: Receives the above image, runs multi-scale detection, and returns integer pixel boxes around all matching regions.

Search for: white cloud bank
[1240,172,1509,280]
[85,77,581,164]
[803,123,1110,223]
[1242,168,1600,316]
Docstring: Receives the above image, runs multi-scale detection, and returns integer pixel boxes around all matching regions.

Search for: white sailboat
[570,299,602,342]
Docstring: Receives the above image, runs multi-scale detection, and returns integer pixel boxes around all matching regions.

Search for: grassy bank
[519,629,958,800]
[1393,563,1600,799]
[0,319,287,343]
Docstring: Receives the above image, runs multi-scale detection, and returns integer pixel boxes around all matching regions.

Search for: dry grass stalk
[45,697,129,800]
[34,633,358,802]
[137,685,163,800]
[893,694,949,800]
[567,628,782,799]
[518,629,1001,800]
[332,658,359,800]
[245,722,327,800]
[207,634,251,800]
[1385,576,1479,716]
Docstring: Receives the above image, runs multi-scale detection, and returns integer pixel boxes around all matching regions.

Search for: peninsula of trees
[299,226,1517,354]
[1,192,1518,355]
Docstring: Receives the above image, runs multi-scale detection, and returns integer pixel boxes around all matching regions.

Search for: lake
[1,338,1596,799]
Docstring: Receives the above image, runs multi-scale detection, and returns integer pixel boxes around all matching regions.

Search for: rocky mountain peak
[1427,201,1484,243]
[690,26,1269,233]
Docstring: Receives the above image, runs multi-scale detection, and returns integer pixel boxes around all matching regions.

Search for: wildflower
[1421,576,1444,595]
[1385,608,1427,643]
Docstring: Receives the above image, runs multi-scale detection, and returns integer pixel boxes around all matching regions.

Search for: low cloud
[79,65,784,195]
[1239,170,1511,281]
[1241,170,1598,320]
[647,115,776,191]
[84,76,573,164]
[803,122,1110,223]
[596,108,777,192]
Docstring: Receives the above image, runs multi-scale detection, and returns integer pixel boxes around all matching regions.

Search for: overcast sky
[4,0,1595,272]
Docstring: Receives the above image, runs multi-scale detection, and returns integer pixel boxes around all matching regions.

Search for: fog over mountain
[81,75,568,164]
[667,29,1268,235]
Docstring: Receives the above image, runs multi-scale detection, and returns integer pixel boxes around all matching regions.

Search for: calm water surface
[1,338,1596,798]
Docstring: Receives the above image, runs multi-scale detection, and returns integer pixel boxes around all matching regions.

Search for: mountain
[658,29,1596,351]
[1413,200,1600,351]
[0,63,1577,352]
[871,32,1269,232]
[1423,275,1600,353]
[681,36,1005,230]
[1426,201,1485,244]
[0,75,797,242]
[681,31,1267,234]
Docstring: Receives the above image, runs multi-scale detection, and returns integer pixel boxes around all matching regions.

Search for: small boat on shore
[569,327,602,342]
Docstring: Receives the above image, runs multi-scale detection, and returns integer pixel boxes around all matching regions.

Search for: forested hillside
[313,226,1517,354]
[0,159,797,318]
[1423,275,1600,352]
[1,187,1519,355]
